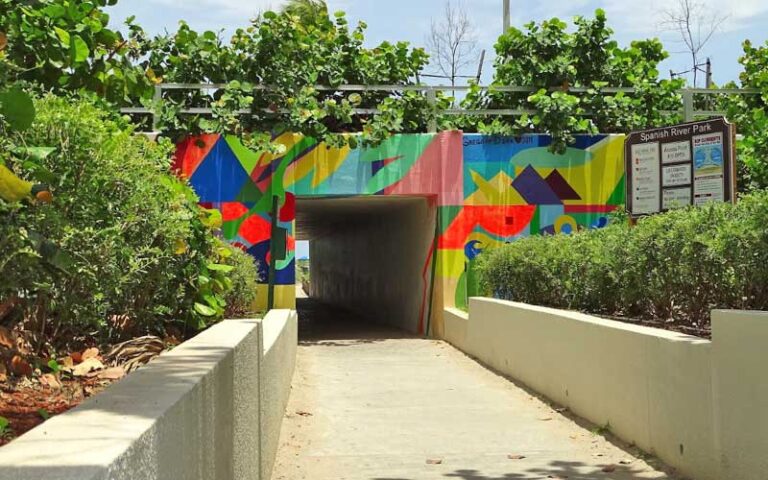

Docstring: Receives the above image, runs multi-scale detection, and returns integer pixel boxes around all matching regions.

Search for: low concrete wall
[442,307,469,352]
[259,310,298,480]
[712,310,768,479]
[441,298,768,480]
[0,310,298,480]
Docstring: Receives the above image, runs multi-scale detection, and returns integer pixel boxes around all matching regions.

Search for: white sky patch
[602,0,768,36]
[149,0,284,13]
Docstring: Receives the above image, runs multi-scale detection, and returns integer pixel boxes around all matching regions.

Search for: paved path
[272,300,678,480]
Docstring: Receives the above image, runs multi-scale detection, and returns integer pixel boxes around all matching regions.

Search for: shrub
[477,192,768,331]
[0,95,251,347]
[221,242,260,318]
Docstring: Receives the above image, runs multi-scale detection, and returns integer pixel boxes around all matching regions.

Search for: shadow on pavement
[297,297,416,345]
[374,458,676,479]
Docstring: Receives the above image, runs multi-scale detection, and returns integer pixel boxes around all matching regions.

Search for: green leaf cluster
[141,4,435,147]
[477,191,768,330]
[0,0,152,104]
[722,40,768,191]
[0,95,237,345]
[459,10,684,153]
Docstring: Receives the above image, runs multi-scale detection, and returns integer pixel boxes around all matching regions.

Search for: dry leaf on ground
[72,357,104,377]
[40,374,62,389]
[59,356,74,370]
[11,355,32,376]
[0,326,14,349]
[97,367,125,380]
[426,458,443,465]
[82,347,100,361]
[508,454,526,460]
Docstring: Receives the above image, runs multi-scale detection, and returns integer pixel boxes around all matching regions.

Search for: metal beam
[119,83,761,125]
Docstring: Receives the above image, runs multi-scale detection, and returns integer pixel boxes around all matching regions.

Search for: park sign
[624,118,736,218]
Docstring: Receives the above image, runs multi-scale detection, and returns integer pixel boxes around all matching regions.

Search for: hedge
[0,96,257,347]
[477,191,768,330]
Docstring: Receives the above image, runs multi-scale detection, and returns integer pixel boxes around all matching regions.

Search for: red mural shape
[439,205,537,249]
[173,134,220,179]
[383,131,464,205]
[279,192,296,222]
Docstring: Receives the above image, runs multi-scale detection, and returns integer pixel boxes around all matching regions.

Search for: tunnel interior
[295,195,437,338]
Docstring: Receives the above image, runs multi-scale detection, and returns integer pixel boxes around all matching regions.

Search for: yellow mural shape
[559,136,625,205]
[311,144,351,188]
[466,170,527,206]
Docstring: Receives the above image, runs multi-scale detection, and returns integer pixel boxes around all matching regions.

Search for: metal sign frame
[624,118,737,219]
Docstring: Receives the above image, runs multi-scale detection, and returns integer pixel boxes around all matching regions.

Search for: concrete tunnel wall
[298,196,436,333]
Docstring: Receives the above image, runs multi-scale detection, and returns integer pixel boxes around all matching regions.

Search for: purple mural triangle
[511,166,562,205]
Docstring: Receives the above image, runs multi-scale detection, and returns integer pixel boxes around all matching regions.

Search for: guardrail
[121,83,762,132]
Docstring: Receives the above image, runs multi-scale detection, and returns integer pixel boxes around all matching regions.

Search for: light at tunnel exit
[296,240,310,260]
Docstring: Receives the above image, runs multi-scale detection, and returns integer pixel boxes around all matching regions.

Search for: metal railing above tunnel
[120,83,762,132]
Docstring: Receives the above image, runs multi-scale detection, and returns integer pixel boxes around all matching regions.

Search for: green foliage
[221,243,261,318]
[0,416,9,435]
[477,193,768,330]
[0,86,36,132]
[0,96,225,344]
[141,7,436,148]
[47,358,61,373]
[723,40,768,191]
[0,0,152,103]
[459,10,684,153]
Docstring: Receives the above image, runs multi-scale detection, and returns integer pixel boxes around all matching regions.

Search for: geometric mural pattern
[174,132,626,333]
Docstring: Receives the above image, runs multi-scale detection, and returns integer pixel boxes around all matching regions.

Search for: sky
[107,0,767,260]
[107,0,768,86]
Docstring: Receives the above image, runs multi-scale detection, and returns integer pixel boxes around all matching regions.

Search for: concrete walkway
[272,299,679,480]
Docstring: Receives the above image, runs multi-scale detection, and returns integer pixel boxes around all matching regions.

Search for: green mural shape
[606,174,626,206]
[236,180,264,203]
[455,270,468,311]
[510,147,593,168]
[225,135,262,173]
[222,221,240,241]
[253,136,318,212]
[362,135,434,194]
[439,206,462,233]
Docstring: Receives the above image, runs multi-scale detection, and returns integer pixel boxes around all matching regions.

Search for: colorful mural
[174,132,626,329]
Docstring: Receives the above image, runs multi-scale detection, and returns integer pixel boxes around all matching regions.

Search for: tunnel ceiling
[295,196,428,240]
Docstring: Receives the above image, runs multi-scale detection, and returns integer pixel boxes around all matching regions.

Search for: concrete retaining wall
[441,298,768,480]
[259,310,298,480]
[0,310,298,480]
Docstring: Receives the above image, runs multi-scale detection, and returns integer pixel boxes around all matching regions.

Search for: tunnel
[295,195,437,336]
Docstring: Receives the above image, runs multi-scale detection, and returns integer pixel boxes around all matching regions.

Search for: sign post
[624,118,736,219]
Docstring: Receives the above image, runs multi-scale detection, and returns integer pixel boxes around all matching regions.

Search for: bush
[477,192,768,331]
[0,95,254,347]
[221,243,260,318]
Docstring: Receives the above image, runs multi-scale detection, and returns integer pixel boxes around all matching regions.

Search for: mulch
[0,331,171,447]
[0,373,117,446]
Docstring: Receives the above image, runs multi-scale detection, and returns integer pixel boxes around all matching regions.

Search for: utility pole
[475,49,486,83]
[503,0,510,33]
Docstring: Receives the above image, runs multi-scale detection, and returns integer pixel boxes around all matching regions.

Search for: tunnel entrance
[295,195,437,339]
